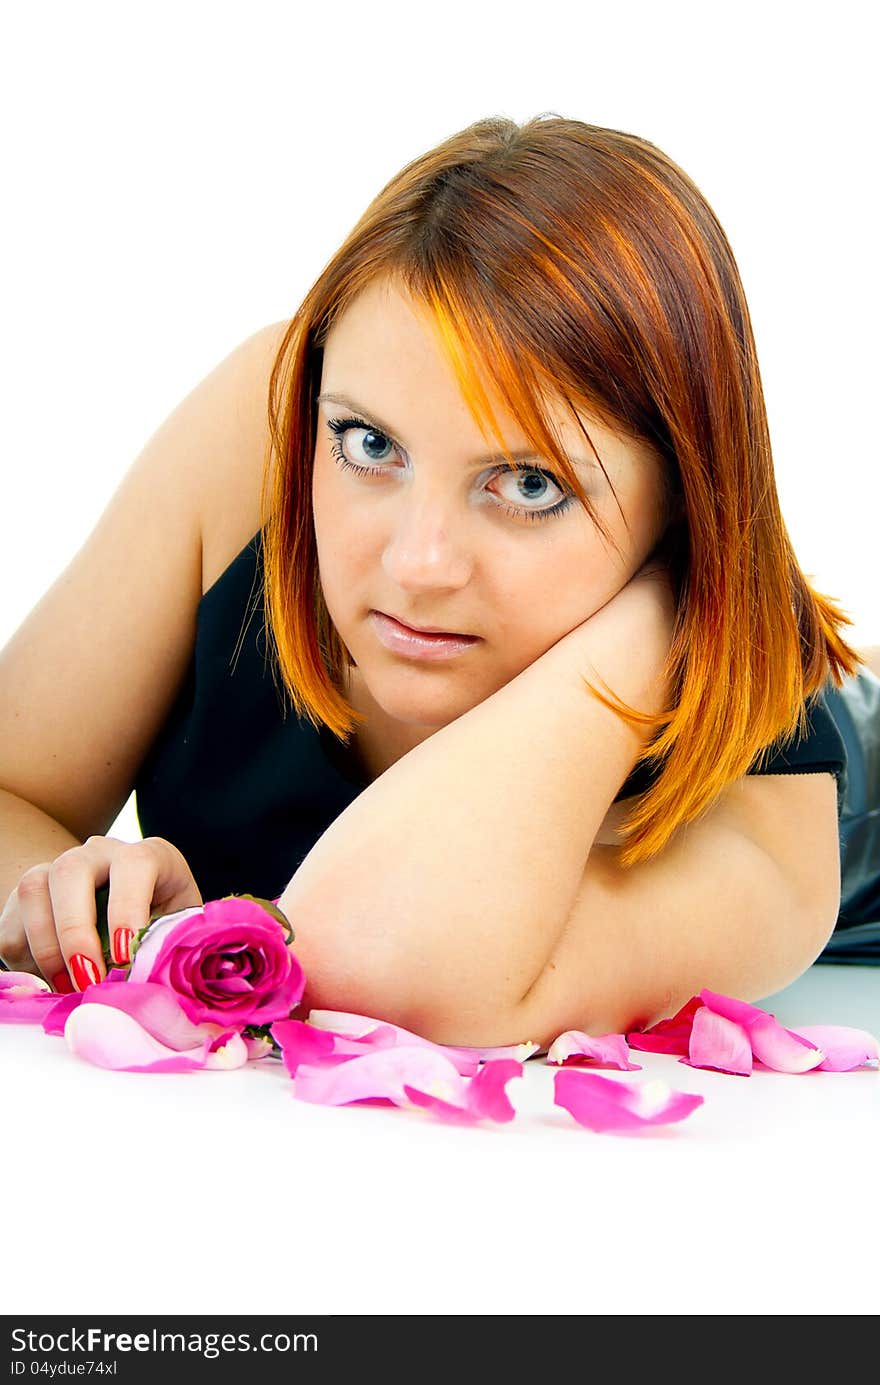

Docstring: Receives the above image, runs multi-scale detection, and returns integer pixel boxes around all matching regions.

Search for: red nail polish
[113,928,134,964]
[70,954,101,991]
[51,970,75,994]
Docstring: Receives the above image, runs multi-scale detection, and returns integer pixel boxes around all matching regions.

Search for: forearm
[278,579,674,1042]
[0,788,81,911]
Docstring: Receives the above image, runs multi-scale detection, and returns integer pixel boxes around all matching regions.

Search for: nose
[380,486,473,593]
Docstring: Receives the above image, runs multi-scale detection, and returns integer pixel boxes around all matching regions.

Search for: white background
[1,0,877,1319]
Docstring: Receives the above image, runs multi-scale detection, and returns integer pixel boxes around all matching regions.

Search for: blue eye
[328,417,397,467]
[325,415,575,525]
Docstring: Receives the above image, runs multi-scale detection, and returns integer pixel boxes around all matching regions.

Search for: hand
[555,555,678,730]
[0,835,203,991]
[563,560,678,848]
[571,556,677,656]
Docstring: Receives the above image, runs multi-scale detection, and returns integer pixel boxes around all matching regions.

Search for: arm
[277,570,676,1045]
[0,788,81,909]
[516,768,841,1051]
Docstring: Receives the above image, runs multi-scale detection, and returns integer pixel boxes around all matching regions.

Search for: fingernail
[51,970,75,994]
[112,928,134,964]
[70,954,102,991]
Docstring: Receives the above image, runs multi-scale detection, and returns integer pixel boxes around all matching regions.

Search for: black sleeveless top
[134,528,848,904]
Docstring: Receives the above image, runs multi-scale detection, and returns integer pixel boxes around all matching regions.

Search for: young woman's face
[313,277,671,740]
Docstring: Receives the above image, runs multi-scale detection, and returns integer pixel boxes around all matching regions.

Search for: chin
[363,662,484,725]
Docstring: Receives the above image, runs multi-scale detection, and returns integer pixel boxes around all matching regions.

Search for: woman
[0,114,876,1049]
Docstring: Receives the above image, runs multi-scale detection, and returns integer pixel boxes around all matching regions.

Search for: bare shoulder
[199,317,291,595]
[708,770,841,917]
[601,770,841,919]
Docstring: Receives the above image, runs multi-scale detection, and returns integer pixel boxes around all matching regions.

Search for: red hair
[258,113,861,868]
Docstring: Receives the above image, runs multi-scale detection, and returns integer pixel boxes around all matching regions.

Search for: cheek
[313,459,363,573]
[485,542,609,650]
[312,463,387,642]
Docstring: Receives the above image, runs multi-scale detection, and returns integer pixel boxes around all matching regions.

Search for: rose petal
[546,1029,642,1070]
[242,1033,276,1061]
[788,1024,880,1072]
[77,980,227,1051]
[305,1008,539,1072]
[463,1058,523,1121]
[0,971,51,994]
[626,996,703,1054]
[401,1086,483,1124]
[272,1014,478,1077]
[126,905,206,980]
[42,990,85,1035]
[293,1044,470,1109]
[64,1003,216,1072]
[406,1057,523,1124]
[682,1006,753,1075]
[270,1018,340,1077]
[0,971,71,1024]
[554,1070,704,1132]
[699,989,824,1073]
[204,1030,251,1070]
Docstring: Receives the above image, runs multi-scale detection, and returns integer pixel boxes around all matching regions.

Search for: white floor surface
[2,961,877,1316]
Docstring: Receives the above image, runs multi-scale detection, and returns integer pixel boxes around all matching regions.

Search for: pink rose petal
[554,1069,704,1133]
[49,976,256,1073]
[683,1006,753,1075]
[699,989,824,1073]
[461,1058,523,1122]
[205,1031,251,1069]
[305,1008,539,1072]
[242,1032,276,1061]
[626,996,703,1054]
[546,1029,642,1070]
[0,971,71,1024]
[401,1087,483,1124]
[788,1024,880,1072]
[293,1044,471,1109]
[42,989,85,1035]
[128,904,204,979]
[405,1059,523,1125]
[270,1018,340,1077]
[74,980,229,1051]
[63,1003,223,1072]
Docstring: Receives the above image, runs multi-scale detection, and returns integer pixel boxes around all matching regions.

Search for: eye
[326,417,400,469]
[325,414,576,524]
[491,467,569,515]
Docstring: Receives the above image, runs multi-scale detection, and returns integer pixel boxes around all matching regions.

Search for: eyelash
[325,415,575,524]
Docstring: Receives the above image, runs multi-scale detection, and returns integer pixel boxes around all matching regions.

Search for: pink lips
[370,611,480,661]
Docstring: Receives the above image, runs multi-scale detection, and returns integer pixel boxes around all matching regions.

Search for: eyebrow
[315,391,597,472]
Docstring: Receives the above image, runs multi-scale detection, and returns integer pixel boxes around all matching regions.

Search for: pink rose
[128,894,304,1028]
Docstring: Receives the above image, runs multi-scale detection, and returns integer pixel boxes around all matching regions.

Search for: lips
[378,611,476,640]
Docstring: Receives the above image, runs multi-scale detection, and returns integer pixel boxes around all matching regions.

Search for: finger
[103,838,173,964]
[0,909,41,977]
[47,845,111,990]
[13,863,74,989]
[106,836,203,947]
[0,896,39,975]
